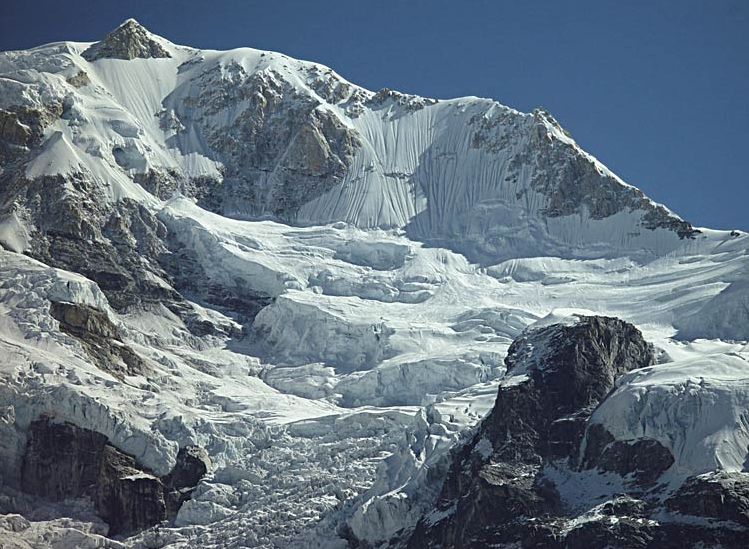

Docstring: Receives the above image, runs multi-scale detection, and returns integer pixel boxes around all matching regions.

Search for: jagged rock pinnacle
[82,18,171,61]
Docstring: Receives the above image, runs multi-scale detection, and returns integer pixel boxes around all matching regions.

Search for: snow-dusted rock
[408,316,655,547]
[82,19,171,61]
[409,318,749,548]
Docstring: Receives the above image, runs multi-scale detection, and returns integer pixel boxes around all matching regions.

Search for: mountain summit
[82,18,172,61]
[1,20,706,268]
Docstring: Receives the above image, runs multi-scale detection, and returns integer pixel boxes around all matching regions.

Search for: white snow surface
[0,20,748,549]
[590,353,749,479]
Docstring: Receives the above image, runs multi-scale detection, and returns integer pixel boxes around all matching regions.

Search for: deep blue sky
[3,0,747,230]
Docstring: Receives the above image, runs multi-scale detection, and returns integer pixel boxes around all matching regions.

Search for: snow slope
[0,19,748,549]
[0,20,713,262]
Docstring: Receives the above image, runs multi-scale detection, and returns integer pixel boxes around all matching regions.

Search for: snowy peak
[82,19,171,61]
[1,21,749,549]
[0,19,732,268]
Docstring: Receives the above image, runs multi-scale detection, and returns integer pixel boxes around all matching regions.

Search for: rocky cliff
[21,417,209,536]
[408,316,749,548]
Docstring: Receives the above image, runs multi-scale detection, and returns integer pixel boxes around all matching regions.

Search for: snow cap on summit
[120,18,143,27]
[113,18,151,34]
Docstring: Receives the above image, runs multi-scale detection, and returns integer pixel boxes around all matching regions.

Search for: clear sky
[2,0,747,230]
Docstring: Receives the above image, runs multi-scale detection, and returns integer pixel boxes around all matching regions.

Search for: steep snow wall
[0,21,716,268]
[587,354,749,478]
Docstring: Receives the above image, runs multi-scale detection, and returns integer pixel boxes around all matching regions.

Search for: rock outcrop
[4,165,229,335]
[408,316,656,547]
[168,65,361,220]
[95,445,168,536]
[21,417,109,501]
[407,316,749,548]
[0,109,33,165]
[20,417,209,536]
[526,110,698,239]
[163,446,212,518]
[666,472,749,525]
[580,423,674,487]
[82,19,171,61]
[23,191,177,312]
[49,300,146,378]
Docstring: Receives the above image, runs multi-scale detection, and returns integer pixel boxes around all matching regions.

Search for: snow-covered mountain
[1,19,748,548]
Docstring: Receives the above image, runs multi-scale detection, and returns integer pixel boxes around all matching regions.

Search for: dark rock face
[50,301,119,339]
[167,446,211,491]
[163,446,212,517]
[562,517,656,549]
[0,109,33,166]
[49,300,147,379]
[0,102,61,166]
[581,423,674,486]
[494,315,655,461]
[409,316,656,548]
[407,316,749,548]
[95,446,167,536]
[666,472,749,525]
[20,418,209,537]
[21,417,108,500]
[82,19,171,61]
[133,168,182,200]
[557,516,748,549]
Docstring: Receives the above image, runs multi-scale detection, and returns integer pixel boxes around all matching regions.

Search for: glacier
[0,18,747,548]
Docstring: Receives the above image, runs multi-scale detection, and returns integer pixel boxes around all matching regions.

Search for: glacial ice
[0,21,748,548]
